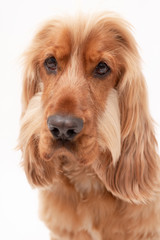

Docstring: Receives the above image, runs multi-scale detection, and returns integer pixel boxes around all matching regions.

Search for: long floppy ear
[18,34,48,186]
[19,47,46,186]
[93,18,160,203]
[106,72,159,203]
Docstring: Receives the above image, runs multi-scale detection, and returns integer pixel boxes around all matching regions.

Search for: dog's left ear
[93,18,160,203]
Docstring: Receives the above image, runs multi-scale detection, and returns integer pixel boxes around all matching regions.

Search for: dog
[18,12,160,240]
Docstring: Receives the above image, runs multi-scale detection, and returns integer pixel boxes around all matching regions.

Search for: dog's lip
[52,139,76,156]
[55,139,74,148]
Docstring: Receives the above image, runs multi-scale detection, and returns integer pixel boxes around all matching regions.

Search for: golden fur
[18,12,160,239]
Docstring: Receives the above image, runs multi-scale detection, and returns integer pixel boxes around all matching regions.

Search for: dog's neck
[64,164,105,197]
[49,160,106,198]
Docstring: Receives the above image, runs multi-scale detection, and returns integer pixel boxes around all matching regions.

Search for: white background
[0,0,160,239]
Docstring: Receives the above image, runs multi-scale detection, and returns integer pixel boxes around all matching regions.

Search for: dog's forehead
[36,15,125,59]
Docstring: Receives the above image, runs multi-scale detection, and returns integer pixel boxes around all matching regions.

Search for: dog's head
[19,13,160,203]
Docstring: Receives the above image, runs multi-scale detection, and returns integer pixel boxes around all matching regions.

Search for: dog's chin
[41,139,78,163]
[53,146,77,163]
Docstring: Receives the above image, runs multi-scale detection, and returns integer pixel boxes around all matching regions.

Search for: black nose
[47,115,83,141]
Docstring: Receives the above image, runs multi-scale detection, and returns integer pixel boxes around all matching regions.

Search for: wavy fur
[18,12,160,240]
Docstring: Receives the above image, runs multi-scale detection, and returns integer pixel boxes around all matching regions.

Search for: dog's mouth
[54,138,76,151]
[40,125,98,165]
[49,139,78,161]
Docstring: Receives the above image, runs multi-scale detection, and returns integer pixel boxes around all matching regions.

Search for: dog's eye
[44,57,57,74]
[94,62,111,78]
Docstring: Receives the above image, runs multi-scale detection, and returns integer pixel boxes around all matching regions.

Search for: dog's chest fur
[62,162,106,197]
[39,163,160,240]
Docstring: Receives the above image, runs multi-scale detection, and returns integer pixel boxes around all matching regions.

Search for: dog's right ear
[19,36,44,186]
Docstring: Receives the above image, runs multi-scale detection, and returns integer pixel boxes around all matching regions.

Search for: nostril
[66,129,77,139]
[51,128,60,138]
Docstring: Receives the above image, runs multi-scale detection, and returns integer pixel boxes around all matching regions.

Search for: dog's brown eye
[44,57,57,74]
[94,62,111,78]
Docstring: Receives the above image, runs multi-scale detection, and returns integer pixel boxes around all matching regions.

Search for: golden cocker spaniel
[19,12,160,240]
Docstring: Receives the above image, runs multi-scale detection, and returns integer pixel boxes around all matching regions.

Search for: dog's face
[19,13,159,203]
[37,18,124,165]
